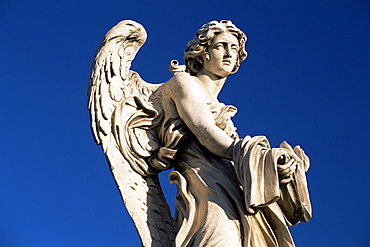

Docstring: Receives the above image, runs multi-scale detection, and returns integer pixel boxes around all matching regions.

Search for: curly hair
[184,20,248,76]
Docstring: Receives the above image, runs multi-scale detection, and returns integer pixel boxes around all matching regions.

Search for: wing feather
[87,20,176,246]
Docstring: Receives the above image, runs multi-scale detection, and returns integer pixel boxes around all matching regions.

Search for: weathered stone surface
[88,19,311,247]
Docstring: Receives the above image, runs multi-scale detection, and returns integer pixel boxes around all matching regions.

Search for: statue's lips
[222,60,232,65]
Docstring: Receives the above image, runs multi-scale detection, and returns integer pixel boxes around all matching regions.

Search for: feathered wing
[88,20,176,246]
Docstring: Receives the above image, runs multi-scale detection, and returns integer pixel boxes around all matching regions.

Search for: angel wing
[88,20,176,246]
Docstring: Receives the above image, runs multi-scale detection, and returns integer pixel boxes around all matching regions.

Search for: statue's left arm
[166,72,235,160]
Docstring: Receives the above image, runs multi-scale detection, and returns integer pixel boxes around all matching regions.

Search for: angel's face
[202,32,239,78]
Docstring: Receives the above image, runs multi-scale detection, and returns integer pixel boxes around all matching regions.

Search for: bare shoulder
[165,72,199,96]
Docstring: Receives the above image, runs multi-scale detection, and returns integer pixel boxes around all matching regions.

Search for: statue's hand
[277,154,298,184]
[276,141,302,184]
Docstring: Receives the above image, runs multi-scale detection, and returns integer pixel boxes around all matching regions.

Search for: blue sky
[1,1,369,246]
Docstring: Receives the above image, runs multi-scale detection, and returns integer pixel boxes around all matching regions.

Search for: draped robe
[160,102,311,247]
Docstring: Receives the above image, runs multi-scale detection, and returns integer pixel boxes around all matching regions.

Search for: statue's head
[184,20,247,76]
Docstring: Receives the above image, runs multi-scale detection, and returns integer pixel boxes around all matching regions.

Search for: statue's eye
[215,44,224,49]
[231,45,238,52]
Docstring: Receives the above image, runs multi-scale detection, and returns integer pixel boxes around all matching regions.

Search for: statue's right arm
[165,72,234,160]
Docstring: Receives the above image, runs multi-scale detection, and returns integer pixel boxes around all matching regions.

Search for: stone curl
[184,20,248,76]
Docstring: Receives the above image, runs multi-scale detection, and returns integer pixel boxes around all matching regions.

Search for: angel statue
[88,19,312,247]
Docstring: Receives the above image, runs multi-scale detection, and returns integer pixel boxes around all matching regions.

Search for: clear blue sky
[1,1,369,246]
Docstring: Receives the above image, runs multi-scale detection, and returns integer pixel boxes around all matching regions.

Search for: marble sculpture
[88,20,311,247]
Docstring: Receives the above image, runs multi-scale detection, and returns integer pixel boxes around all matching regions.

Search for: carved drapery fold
[113,96,163,176]
[233,136,282,214]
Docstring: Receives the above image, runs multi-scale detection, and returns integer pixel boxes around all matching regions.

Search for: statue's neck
[195,70,227,98]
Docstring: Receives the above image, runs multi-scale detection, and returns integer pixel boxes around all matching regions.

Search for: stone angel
[88,20,312,247]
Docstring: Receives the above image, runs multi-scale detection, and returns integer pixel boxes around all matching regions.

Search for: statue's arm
[166,72,234,159]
